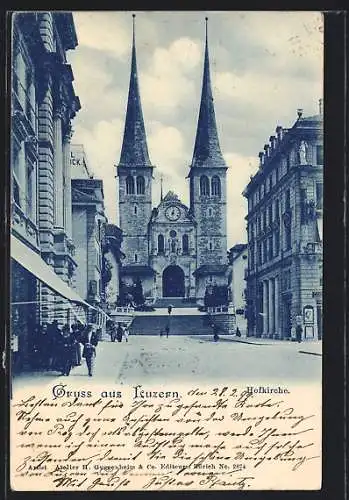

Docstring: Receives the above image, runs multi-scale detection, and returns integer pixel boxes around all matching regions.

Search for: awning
[316,216,323,242]
[11,234,90,307]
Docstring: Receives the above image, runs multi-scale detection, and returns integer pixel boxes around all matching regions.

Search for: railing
[207,305,236,315]
[110,306,135,315]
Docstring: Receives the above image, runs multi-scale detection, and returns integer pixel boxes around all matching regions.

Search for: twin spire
[119,15,226,170]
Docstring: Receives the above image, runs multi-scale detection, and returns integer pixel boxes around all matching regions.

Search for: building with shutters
[117,18,229,302]
[243,107,323,341]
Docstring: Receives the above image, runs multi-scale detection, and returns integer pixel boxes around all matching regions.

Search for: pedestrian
[167,305,173,315]
[71,323,82,366]
[82,327,97,377]
[123,324,129,342]
[236,326,241,337]
[165,324,170,339]
[296,324,303,343]
[116,323,123,343]
[49,320,62,371]
[60,324,75,376]
[212,323,220,342]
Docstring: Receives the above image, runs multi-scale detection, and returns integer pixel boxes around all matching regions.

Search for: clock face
[165,205,181,221]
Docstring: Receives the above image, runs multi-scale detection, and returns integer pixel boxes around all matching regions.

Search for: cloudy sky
[67,11,323,247]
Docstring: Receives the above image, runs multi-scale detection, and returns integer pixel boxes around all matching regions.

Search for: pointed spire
[160,175,163,201]
[119,14,151,167]
[191,17,226,169]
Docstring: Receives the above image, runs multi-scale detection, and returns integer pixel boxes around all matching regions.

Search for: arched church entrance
[162,265,185,297]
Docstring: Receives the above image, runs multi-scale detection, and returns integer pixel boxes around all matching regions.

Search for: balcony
[11,202,39,249]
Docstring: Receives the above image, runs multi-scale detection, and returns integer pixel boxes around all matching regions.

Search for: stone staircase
[153,297,199,309]
[130,314,213,336]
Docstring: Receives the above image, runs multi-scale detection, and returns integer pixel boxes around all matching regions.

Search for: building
[227,243,248,313]
[10,12,89,371]
[117,18,229,302]
[243,107,323,340]
[103,224,124,310]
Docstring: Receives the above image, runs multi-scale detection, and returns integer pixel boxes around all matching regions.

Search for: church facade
[117,18,229,301]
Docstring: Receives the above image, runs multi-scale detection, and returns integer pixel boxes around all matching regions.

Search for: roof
[193,264,228,276]
[190,20,226,171]
[120,265,156,276]
[118,17,152,168]
[163,191,181,203]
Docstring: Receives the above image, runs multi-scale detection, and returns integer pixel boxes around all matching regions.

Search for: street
[12,335,322,394]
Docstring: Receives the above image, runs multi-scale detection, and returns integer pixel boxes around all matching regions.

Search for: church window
[171,240,176,253]
[126,175,135,194]
[209,240,213,251]
[211,176,221,196]
[134,205,137,215]
[169,230,177,238]
[200,175,210,196]
[136,176,145,194]
[158,234,164,253]
[134,253,138,262]
[182,234,189,254]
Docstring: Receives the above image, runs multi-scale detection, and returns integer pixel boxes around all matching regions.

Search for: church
[117,17,229,302]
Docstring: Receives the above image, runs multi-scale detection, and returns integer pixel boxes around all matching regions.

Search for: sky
[67,11,323,248]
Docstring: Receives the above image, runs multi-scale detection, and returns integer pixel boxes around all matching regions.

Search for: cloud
[73,119,124,224]
[225,153,258,247]
[73,12,130,60]
[140,37,201,116]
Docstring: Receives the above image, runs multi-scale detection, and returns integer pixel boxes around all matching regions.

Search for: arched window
[136,176,145,195]
[126,175,135,194]
[211,176,221,196]
[158,234,164,253]
[182,234,189,254]
[200,175,210,196]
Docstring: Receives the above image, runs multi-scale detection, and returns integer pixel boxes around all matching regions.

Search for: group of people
[107,321,130,343]
[31,320,100,377]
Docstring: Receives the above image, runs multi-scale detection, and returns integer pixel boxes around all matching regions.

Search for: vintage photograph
[9,11,324,491]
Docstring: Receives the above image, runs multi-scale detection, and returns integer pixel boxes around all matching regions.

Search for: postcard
[9,10,323,492]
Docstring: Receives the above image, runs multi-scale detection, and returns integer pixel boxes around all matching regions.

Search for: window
[136,176,145,194]
[250,244,255,268]
[268,235,273,260]
[134,254,138,263]
[269,176,273,191]
[263,239,267,263]
[316,182,323,209]
[200,175,210,196]
[274,230,280,256]
[158,234,164,253]
[285,189,291,210]
[268,205,273,226]
[316,145,323,165]
[182,234,189,254]
[26,159,36,222]
[169,230,177,238]
[13,176,20,206]
[208,207,213,216]
[275,200,280,221]
[211,176,221,196]
[276,166,279,183]
[209,240,213,251]
[286,154,291,172]
[134,205,137,215]
[285,218,292,250]
[126,176,134,194]
[257,242,262,265]
[300,188,307,224]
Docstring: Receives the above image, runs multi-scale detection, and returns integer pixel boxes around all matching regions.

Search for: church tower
[117,15,154,267]
[188,18,228,267]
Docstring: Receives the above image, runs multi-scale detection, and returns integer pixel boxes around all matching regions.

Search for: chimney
[297,108,303,119]
[269,135,276,151]
[258,151,264,168]
[319,98,323,116]
[276,125,283,142]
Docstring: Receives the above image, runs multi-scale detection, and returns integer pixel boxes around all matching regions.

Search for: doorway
[162,265,185,297]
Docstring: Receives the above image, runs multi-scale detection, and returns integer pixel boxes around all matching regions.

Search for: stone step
[130,314,213,336]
